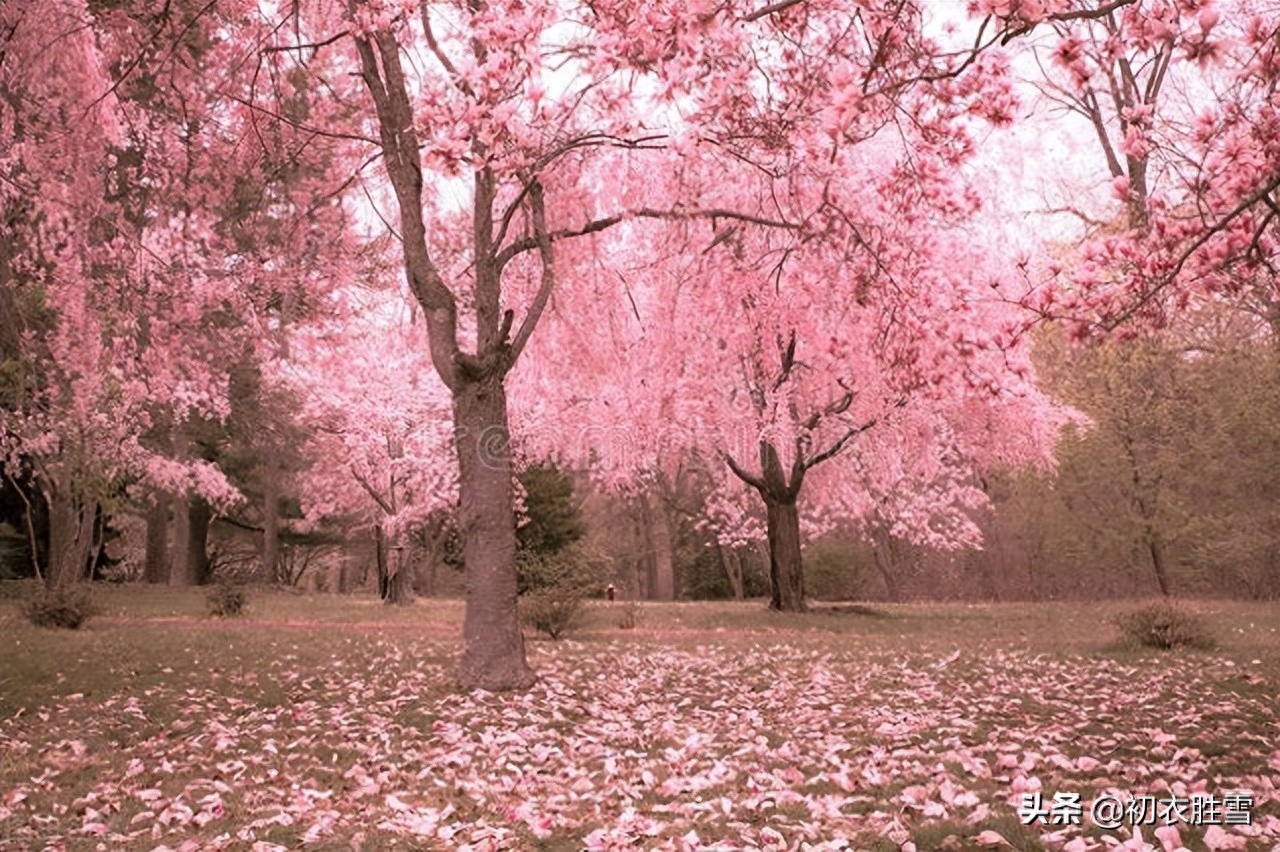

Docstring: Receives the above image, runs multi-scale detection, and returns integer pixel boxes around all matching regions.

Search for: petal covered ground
[2,633,1277,851]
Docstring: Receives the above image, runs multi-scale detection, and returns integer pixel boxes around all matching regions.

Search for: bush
[24,585,100,629]
[207,582,248,618]
[614,600,642,630]
[520,587,585,640]
[1113,601,1215,650]
[517,542,611,597]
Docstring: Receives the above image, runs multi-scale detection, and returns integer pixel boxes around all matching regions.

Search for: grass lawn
[1,585,1277,851]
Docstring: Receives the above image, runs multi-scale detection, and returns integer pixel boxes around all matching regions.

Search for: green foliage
[517,541,612,597]
[1113,601,1215,651]
[207,582,249,618]
[980,320,1279,601]
[517,463,583,567]
[519,586,585,640]
[0,522,29,581]
[24,585,100,629]
[805,537,873,600]
[679,544,769,600]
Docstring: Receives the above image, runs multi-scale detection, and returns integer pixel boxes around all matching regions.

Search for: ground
[0,587,1277,851]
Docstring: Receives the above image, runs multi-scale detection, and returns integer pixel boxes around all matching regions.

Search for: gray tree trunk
[454,375,534,689]
[765,497,806,612]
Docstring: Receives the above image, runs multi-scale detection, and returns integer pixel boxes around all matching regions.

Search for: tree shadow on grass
[810,603,895,618]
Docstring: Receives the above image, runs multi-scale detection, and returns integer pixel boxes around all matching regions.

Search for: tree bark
[870,525,901,602]
[144,494,170,583]
[352,28,534,688]
[188,497,212,584]
[169,494,211,586]
[765,496,807,612]
[1147,530,1171,597]
[454,374,535,690]
[414,513,447,597]
[45,484,95,588]
[384,533,415,606]
[716,543,745,600]
[375,523,389,599]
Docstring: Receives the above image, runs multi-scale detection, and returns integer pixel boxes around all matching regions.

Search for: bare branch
[261,30,349,54]
[496,206,799,267]
[803,417,879,471]
[507,180,557,365]
[722,450,767,492]
[351,466,395,516]
[744,0,806,23]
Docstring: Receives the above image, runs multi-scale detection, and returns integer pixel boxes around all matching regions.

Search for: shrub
[517,542,612,597]
[520,587,585,640]
[207,582,248,618]
[615,600,641,630]
[24,585,100,629]
[1113,601,1215,651]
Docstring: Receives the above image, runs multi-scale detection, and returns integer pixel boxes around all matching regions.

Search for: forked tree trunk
[144,494,170,583]
[727,438,811,613]
[454,374,535,690]
[765,497,806,612]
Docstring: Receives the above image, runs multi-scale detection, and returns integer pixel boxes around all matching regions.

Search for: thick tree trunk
[169,494,211,586]
[170,492,191,586]
[454,374,534,690]
[189,497,212,584]
[46,486,95,588]
[765,497,806,612]
[144,494,170,584]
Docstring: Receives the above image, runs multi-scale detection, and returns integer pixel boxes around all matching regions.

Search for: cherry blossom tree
[1,0,362,586]
[282,291,458,605]
[324,0,1048,682]
[529,154,1071,610]
[0,0,234,587]
[977,0,1280,335]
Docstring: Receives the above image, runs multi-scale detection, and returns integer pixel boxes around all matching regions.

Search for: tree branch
[507,179,557,365]
[804,414,884,472]
[350,465,395,516]
[495,207,799,267]
[721,450,767,492]
[1104,176,1280,330]
[744,0,805,23]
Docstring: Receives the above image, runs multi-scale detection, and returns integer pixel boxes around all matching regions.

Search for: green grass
[0,585,1276,850]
